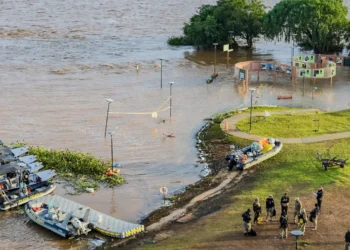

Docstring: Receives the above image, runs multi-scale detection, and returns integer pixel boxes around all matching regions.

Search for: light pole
[303,75,305,96]
[291,230,304,250]
[227,31,234,69]
[169,82,174,118]
[159,58,164,89]
[213,43,218,74]
[108,130,115,172]
[249,88,256,131]
[104,99,113,138]
[312,86,317,100]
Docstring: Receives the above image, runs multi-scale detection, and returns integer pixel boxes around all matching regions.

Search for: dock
[28,194,144,238]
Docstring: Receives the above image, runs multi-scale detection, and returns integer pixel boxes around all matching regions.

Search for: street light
[159,58,164,89]
[249,88,256,131]
[312,86,317,100]
[213,43,218,74]
[108,130,115,172]
[169,82,174,118]
[104,99,114,138]
[291,230,304,250]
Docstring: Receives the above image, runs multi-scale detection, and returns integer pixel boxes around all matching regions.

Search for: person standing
[253,198,262,225]
[279,211,288,239]
[316,187,324,212]
[281,193,290,214]
[242,209,252,236]
[294,197,302,224]
[345,230,350,250]
[265,195,275,222]
[298,208,308,234]
[309,203,320,230]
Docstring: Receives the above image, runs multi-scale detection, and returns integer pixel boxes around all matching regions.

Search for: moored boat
[277,95,292,100]
[225,138,283,170]
[0,142,56,210]
[26,195,144,239]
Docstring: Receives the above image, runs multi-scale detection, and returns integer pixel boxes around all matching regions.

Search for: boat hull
[25,203,68,238]
[0,183,56,211]
[241,142,283,170]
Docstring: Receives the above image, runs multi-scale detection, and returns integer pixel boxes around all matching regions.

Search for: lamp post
[312,86,317,100]
[169,82,174,118]
[213,43,218,74]
[291,230,304,250]
[104,99,113,138]
[303,75,305,96]
[108,130,115,172]
[249,88,256,131]
[227,31,234,69]
[159,58,164,89]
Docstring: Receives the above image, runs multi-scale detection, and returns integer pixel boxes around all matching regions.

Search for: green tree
[168,0,265,49]
[264,0,350,54]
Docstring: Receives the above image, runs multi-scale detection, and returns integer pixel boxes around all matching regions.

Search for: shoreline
[112,105,284,248]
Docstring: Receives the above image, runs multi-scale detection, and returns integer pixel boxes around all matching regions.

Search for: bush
[167,36,192,46]
[11,143,125,192]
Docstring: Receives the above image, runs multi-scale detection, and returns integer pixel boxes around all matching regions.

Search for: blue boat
[26,195,144,238]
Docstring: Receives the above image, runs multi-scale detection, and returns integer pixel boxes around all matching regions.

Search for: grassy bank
[237,109,350,138]
[12,143,125,193]
[136,107,350,250]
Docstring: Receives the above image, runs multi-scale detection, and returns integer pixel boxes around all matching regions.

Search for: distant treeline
[168,0,350,54]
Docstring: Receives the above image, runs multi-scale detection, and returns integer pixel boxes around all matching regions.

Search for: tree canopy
[264,0,350,54]
[168,0,265,49]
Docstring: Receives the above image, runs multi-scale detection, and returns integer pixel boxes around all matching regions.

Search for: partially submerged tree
[168,0,265,49]
[264,0,350,54]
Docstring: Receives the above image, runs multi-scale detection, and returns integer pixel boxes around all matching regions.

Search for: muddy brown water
[0,0,350,249]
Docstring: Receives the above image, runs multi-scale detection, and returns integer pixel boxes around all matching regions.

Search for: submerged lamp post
[169,82,174,118]
[159,58,164,89]
[249,88,256,131]
[108,130,115,172]
[213,43,218,74]
[104,99,114,138]
[312,86,317,99]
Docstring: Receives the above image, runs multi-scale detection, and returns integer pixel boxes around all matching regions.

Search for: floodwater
[0,0,349,249]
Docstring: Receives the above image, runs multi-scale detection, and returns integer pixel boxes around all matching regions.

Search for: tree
[168,0,265,49]
[264,0,350,54]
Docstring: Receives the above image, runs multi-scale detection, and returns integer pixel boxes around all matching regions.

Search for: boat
[225,138,283,170]
[26,195,144,238]
[277,95,292,100]
[0,142,56,210]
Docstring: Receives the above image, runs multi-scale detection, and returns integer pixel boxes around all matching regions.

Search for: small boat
[225,138,283,170]
[277,95,292,100]
[26,195,144,238]
[0,142,56,210]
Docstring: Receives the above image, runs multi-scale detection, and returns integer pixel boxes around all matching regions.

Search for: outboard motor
[71,217,90,236]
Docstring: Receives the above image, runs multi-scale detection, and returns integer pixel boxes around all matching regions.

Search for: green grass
[236,109,350,138]
[138,107,350,250]
[140,135,350,250]
[11,143,125,193]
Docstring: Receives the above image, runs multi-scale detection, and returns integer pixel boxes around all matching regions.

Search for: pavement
[220,109,350,143]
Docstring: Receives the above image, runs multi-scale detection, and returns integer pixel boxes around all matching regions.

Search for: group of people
[242,186,324,239]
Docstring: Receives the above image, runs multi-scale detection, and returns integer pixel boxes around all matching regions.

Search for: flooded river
[0,0,349,249]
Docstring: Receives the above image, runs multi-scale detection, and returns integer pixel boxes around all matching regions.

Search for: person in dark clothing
[309,203,320,230]
[265,195,275,222]
[281,193,290,214]
[253,198,262,225]
[345,230,350,250]
[298,208,308,234]
[242,208,252,235]
[279,211,288,239]
[316,187,324,212]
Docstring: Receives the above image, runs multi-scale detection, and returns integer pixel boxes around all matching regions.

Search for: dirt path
[147,171,240,231]
[220,109,350,143]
